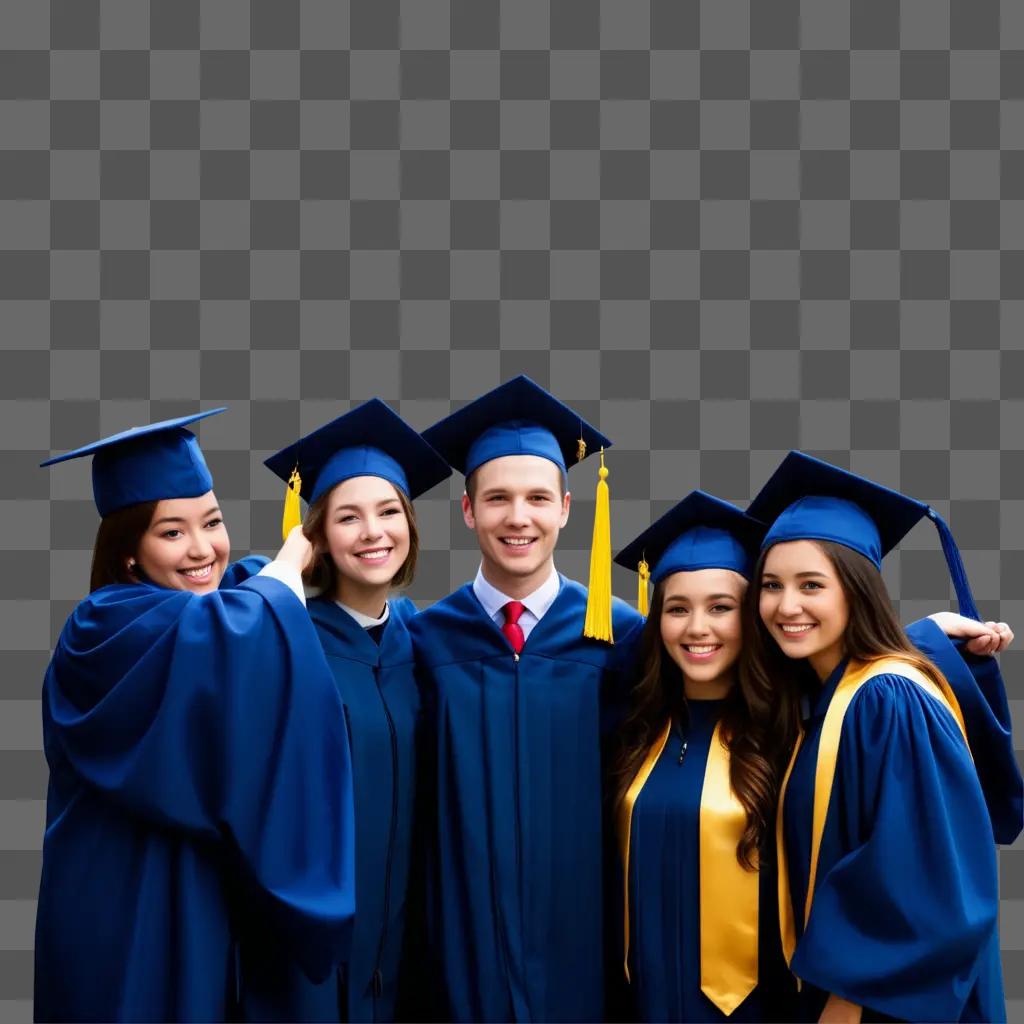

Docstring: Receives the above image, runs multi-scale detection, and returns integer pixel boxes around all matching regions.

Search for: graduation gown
[409,577,643,1023]
[905,617,1023,844]
[623,699,795,1023]
[34,557,356,1024]
[781,659,1004,1023]
[240,596,421,1024]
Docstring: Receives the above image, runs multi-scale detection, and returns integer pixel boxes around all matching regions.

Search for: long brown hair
[739,538,952,766]
[89,501,158,592]
[611,578,778,870]
[301,482,420,595]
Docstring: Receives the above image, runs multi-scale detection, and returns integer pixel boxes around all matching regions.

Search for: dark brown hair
[611,577,777,870]
[302,481,419,595]
[89,501,159,592]
[738,539,951,770]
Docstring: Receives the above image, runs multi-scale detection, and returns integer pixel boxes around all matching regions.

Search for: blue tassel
[927,508,980,622]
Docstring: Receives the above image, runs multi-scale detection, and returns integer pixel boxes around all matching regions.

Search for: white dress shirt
[472,564,560,643]
[335,600,390,629]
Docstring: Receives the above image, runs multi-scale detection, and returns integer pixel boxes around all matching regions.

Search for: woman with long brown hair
[610,491,796,1022]
[744,452,1013,1023]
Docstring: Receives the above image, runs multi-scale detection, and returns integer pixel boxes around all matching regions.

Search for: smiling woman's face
[134,491,230,594]
[659,568,746,698]
[759,539,850,680]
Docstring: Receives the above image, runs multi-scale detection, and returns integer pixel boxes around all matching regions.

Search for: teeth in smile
[181,564,212,579]
[502,538,533,546]
[781,624,814,633]
[685,644,720,654]
[357,549,390,560]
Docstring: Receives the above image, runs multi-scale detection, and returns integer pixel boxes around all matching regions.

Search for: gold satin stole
[616,716,759,1016]
[776,657,970,972]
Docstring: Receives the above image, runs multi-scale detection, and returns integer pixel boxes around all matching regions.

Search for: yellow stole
[616,716,759,1015]
[776,657,970,972]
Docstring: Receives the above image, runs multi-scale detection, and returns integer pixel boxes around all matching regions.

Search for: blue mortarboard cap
[747,450,980,620]
[421,375,612,478]
[40,409,224,517]
[263,398,452,504]
[615,491,767,584]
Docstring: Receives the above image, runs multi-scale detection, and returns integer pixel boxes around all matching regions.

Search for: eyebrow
[761,571,829,579]
[152,506,221,526]
[664,592,738,603]
[331,498,402,514]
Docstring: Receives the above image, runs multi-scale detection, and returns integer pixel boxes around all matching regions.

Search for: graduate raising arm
[35,411,355,1024]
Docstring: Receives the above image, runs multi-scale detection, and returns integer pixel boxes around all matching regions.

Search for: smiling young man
[409,376,644,1023]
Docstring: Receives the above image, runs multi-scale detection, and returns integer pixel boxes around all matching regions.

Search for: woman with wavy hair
[609,484,1012,1024]
[610,490,797,1022]
[743,451,1015,1024]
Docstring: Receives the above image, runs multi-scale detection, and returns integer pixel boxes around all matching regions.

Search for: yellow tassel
[583,449,614,643]
[281,465,303,541]
[637,557,650,616]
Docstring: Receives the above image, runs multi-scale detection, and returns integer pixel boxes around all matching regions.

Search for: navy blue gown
[626,699,795,1023]
[409,577,643,1022]
[905,617,1022,844]
[240,596,422,1023]
[34,557,356,1023]
[782,659,1004,1023]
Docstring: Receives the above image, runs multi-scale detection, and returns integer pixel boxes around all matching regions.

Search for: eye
[801,581,824,590]
[760,580,781,591]
[336,514,358,524]
[530,495,551,502]
[204,517,223,529]
[381,507,401,517]
[665,605,688,616]
[710,604,734,614]
[161,529,183,540]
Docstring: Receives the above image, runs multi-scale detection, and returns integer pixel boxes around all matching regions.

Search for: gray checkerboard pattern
[2,0,1023,1017]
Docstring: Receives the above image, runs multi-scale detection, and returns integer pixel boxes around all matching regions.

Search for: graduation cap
[422,375,617,642]
[40,409,225,517]
[615,490,767,614]
[747,451,980,620]
[264,398,452,540]
[420,375,612,478]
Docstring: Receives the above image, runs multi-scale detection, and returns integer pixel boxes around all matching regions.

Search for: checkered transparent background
[2,0,1024,1018]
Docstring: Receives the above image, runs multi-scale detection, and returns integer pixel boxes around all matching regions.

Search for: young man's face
[462,455,571,593]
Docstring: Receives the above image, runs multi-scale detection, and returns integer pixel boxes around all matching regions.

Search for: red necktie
[501,600,525,654]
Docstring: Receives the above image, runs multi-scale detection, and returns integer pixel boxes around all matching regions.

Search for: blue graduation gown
[782,660,1004,1023]
[409,577,643,1022]
[905,617,1023,844]
[240,596,421,1023]
[34,557,356,1024]
[626,699,795,1023]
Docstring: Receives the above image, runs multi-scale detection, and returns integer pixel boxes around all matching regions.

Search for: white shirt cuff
[257,560,307,606]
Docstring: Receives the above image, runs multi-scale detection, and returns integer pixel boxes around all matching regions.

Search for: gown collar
[806,656,851,723]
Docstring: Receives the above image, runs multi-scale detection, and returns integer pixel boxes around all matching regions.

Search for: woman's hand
[819,993,861,1024]
[276,525,314,575]
[927,612,1014,656]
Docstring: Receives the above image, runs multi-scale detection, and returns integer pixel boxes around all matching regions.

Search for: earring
[128,560,137,572]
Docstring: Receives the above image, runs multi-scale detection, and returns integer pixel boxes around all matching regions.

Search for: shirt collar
[336,599,390,630]
[472,564,560,623]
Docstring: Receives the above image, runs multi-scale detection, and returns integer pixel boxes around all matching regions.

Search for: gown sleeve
[906,616,1022,843]
[790,674,1000,1023]
[43,572,355,983]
